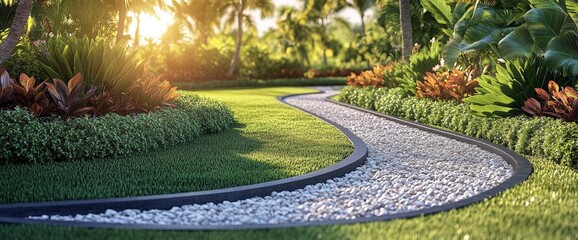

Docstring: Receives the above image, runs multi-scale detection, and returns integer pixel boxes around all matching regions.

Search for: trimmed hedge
[337,86,578,168]
[173,77,346,90]
[0,93,235,164]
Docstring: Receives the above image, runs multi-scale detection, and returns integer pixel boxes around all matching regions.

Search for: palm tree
[347,0,375,36]
[303,0,348,65]
[226,0,274,78]
[115,0,128,43]
[399,0,412,60]
[276,6,318,66]
[0,0,32,66]
[171,0,227,45]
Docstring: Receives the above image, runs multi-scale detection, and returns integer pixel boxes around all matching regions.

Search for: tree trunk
[0,0,33,66]
[399,0,413,61]
[321,17,327,65]
[360,12,366,36]
[227,0,243,79]
[134,12,141,47]
[116,1,127,43]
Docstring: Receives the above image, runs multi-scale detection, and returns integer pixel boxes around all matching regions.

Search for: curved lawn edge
[0,90,368,229]
[0,90,532,230]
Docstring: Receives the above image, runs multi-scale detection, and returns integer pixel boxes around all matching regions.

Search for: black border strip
[0,90,532,230]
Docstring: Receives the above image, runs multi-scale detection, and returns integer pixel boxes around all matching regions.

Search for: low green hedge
[0,93,235,164]
[337,86,578,168]
[173,77,346,90]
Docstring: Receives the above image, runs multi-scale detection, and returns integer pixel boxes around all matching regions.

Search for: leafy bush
[498,0,578,77]
[1,38,48,80]
[128,73,179,113]
[165,38,234,82]
[11,72,54,117]
[0,93,235,164]
[45,74,96,119]
[394,39,444,95]
[346,64,402,89]
[337,86,578,168]
[37,36,145,94]
[523,81,578,122]
[416,67,478,101]
[464,56,570,117]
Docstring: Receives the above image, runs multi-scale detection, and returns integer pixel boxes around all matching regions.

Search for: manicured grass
[0,87,353,204]
[1,88,577,239]
[173,77,346,90]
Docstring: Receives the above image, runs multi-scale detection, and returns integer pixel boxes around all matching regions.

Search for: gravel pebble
[30,88,514,225]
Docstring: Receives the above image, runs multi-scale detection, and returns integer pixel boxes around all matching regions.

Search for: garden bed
[337,86,578,169]
[0,93,234,164]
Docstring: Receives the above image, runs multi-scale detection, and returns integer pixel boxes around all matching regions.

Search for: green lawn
[1,87,577,240]
[0,87,352,204]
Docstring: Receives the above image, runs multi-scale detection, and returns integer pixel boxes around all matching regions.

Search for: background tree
[226,0,274,78]
[303,0,348,65]
[171,0,227,45]
[347,0,375,36]
[399,0,412,60]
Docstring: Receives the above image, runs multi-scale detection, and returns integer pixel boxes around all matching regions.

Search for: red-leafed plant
[89,88,135,116]
[416,67,479,102]
[128,73,179,113]
[522,81,578,122]
[11,73,54,117]
[347,65,393,88]
[0,68,14,108]
[45,74,97,119]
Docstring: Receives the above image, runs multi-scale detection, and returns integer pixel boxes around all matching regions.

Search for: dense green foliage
[0,93,234,164]
[0,87,352,204]
[173,77,346,90]
[338,86,578,168]
[38,36,144,94]
[464,56,570,117]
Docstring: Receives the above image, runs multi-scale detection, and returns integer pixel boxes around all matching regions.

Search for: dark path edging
[0,90,368,230]
[0,90,533,230]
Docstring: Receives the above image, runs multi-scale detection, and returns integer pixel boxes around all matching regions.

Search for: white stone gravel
[30,88,514,225]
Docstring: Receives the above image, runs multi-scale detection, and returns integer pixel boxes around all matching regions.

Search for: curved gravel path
[30,88,513,225]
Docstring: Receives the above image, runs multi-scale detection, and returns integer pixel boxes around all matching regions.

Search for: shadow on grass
[0,128,290,204]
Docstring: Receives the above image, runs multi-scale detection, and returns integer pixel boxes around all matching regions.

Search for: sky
[128,0,375,43]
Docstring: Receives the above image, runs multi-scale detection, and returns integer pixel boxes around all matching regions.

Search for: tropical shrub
[128,73,179,113]
[45,74,96,119]
[164,39,234,82]
[337,86,578,168]
[1,38,47,80]
[11,73,53,117]
[37,36,144,94]
[523,81,578,122]
[498,0,578,77]
[394,39,444,95]
[464,56,571,117]
[347,64,396,88]
[416,67,479,101]
[0,93,235,164]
